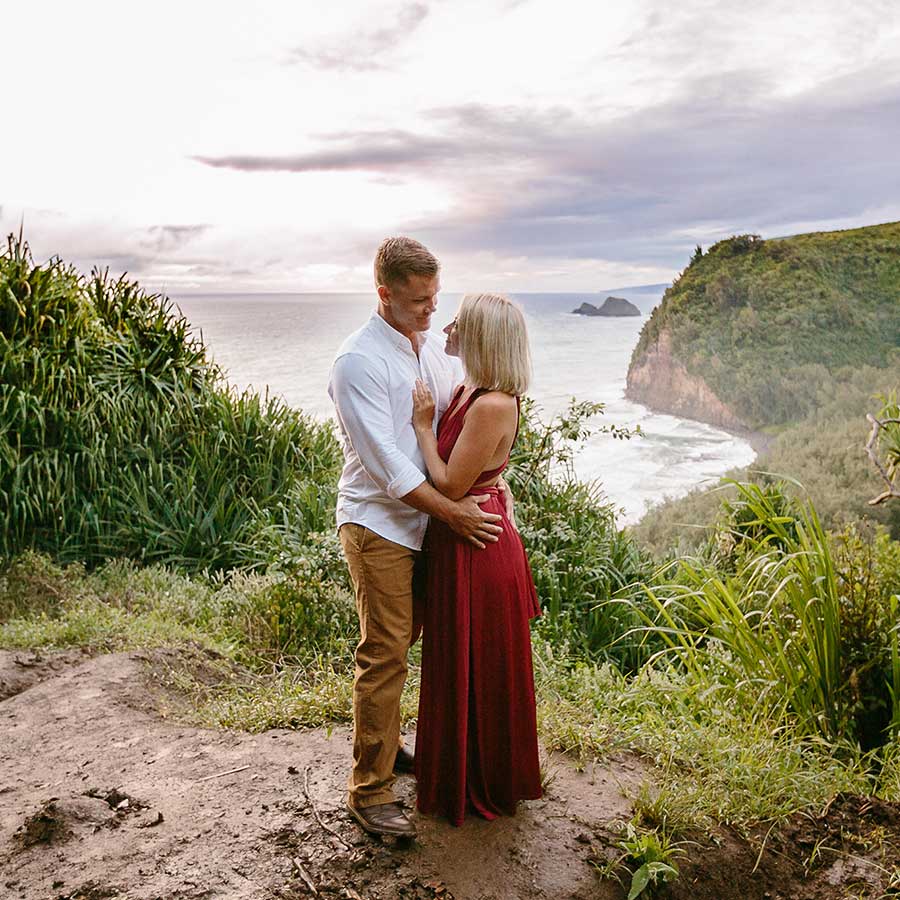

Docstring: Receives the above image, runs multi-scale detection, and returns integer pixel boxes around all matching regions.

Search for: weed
[593,821,683,899]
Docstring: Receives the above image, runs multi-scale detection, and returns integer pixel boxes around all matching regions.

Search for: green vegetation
[635,483,900,750]
[0,234,341,571]
[0,550,880,832]
[633,370,900,554]
[631,224,900,546]
[593,823,684,899]
[508,399,656,668]
[0,547,355,666]
[2,232,900,859]
[632,223,900,430]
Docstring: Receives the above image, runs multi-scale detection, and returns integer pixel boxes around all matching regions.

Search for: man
[328,237,503,838]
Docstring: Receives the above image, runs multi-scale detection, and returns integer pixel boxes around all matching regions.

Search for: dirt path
[0,649,643,900]
[3,648,900,900]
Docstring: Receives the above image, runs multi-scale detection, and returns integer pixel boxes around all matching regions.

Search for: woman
[411,292,542,826]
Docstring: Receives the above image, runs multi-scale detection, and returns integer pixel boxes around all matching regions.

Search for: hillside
[627,223,900,431]
[627,223,900,543]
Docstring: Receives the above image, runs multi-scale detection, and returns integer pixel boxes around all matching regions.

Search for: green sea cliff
[628,222,900,547]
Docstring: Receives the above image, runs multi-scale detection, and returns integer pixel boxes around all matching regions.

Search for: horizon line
[167,282,672,298]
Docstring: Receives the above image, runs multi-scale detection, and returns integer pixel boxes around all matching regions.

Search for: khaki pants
[339,523,416,809]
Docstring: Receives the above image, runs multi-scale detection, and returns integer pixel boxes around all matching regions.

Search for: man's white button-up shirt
[328,312,463,550]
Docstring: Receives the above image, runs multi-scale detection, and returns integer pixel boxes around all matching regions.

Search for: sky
[2,0,900,293]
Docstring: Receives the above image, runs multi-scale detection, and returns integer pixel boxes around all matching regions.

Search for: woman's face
[442,315,460,357]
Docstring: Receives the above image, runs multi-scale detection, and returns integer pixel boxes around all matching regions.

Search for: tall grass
[632,481,899,747]
[533,639,873,830]
[0,234,341,571]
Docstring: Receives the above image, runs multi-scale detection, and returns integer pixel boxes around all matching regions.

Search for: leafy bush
[0,235,341,571]
[209,533,355,665]
[831,524,900,751]
[507,399,657,669]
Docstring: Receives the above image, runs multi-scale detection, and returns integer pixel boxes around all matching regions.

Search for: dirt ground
[2,648,900,900]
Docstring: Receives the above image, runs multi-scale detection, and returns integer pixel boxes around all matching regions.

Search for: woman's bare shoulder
[471,390,517,411]
[465,391,518,430]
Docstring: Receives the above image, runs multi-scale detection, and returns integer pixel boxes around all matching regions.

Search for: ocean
[172,289,756,524]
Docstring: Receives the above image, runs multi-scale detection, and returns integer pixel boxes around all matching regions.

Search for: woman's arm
[412,380,516,500]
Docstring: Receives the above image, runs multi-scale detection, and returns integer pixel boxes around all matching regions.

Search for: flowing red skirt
[414,487,542,825]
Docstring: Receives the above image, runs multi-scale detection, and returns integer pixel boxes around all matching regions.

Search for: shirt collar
[369,311,430,355]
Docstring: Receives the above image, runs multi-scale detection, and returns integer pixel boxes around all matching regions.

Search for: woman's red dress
[414,387,542,825]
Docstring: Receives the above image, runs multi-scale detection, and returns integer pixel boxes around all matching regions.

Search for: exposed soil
[667,793,900,900]
[2,648,899,900]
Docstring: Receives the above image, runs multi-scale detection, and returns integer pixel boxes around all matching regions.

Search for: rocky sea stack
[572,296,641,317]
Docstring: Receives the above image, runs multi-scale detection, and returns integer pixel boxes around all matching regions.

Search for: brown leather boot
[346,801,417,837]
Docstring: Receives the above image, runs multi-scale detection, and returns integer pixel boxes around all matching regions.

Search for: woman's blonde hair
[457,293,531,395]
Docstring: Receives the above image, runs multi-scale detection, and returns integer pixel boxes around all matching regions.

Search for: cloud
[13,33,900,293]
[0,203,383,292]
[0,210,219,278]
[192,132,459,173]
[608,0,900,80]
[191,66,900,271]
[142,224,212,254]
[287,3,429,72]
[77,225,216,275]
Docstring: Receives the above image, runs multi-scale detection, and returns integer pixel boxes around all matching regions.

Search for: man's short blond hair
[374,237,440,288]
[457,293,531,396]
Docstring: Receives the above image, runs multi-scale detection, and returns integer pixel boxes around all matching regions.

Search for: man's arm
[399,482,501,550]
[331,352,427,500]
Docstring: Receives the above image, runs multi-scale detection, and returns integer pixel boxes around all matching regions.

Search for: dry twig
[291,858,319,896]
[865,413,900,505]
[196,764,251,782]
[303,765,353,849]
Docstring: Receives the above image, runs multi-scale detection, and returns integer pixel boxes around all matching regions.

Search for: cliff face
[625,328,750,432]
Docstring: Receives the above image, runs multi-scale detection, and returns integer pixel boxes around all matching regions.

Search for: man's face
[379,273,440,337]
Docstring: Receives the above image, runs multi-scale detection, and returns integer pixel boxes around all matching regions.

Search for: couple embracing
[328,237,542,837]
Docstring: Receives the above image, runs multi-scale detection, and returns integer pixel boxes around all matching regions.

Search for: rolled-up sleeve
[330,352,426,500]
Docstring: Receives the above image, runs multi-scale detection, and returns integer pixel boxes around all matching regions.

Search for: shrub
[508,399,657,669]
[0,235,341,571]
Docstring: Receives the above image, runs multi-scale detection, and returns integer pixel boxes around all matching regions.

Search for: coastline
[621,396,771,527]
[626,390,772,459]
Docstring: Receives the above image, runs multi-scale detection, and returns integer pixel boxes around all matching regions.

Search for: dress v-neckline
[441,385,479,431]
